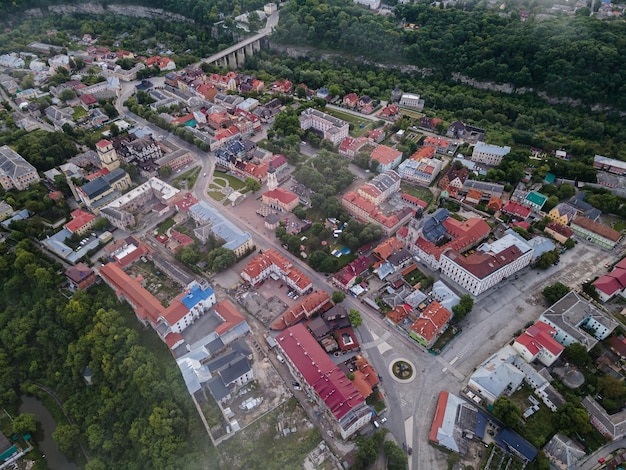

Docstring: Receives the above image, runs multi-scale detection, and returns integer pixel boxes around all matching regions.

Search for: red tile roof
[545,222,573,238]
[515,321,564,356]
[502,201,531,219]
[409,301,451,343]
[373,237,404,261]
[429,391,449,444]
[370,145,402,166]
[277,324,365,420]
[401,193,428,208]
[572,216,621,242]
[410,146,436,160]
[263,187,299,205]
[65,209,95,233]
[444,245,524,279]
[214,300,245,336]
[99,263,163,324]
[271,290,332,330]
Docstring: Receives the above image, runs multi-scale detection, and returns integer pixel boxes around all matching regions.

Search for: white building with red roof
[512,321,564,367]
[440,233,533,296]
[64,209,96,235]
[240,249,312,295]
[369,145,402,172]
[261,187,299,212]
[276,324,372,439]
[593,258,626,302]
[502,201,532,220]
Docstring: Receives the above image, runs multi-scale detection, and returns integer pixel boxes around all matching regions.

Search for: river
[18,396,81,470]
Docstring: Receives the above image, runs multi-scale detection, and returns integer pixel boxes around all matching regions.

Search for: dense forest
[1,0,267,24]
[0,239,219,469]
[272,0,626,110]
[244,53,626,161]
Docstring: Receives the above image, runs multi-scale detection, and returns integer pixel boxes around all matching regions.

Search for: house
[438,165,469,197]
[423,136,451,155]
[568,193,601,221]
[65,262,97,290]
[543,433,586,470]
[399,93,424,110]
[271,291,332,330]
[64,209,96,235]
[523,191,548,212]
[0,145,40,191]
[299,108,349,146]
[462,180,505,199]
[369,145,403,172]
[464,188,483,206]
[205,348,254,403]
[0,200,13,221]
[471,142,511,166]
[272,79,293,94]
[539,290,618,350]
[429,391,482,455]
[332,256,371,291]
[582,396,626,440]
[397,148,442,185]
[512,321,564,367]
[501,201,531,220]
[343,93,358,108]
[593,258,626,302]
[594,154,626,176]
[549,203,577,225]
[409,301,452,348]
[276,324,372,439]
[468,345,525,404]
[571,215,621,250]
[241,249,313,296]
[487,197,502,212]
[544,222,574,244]
[262,187,299,212]
[189,202,253,257]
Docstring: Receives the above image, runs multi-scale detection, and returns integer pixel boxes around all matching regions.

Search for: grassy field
[400,183,434,204]
[219,173,246,191]
[208,190,224,202]
[218,398,321,470]
[157,217,176,235]
[398,108,424,119]
[172,166,201,190]
[324,108,374,137]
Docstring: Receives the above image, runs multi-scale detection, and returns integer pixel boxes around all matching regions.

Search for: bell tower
[96,139,120,171]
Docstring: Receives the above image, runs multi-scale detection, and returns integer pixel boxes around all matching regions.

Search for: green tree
[207,247,237,272]
[536,249,560,269]
[12,413,36,435]
[53,423,81,457]
[452,294,474,322]
[245,177,261,193]
[384,440,408,470]
[332,290,346,304]
[556,403,592,436]
[159,165,173,178]
[349,309,363,327]
[59,89,75,101]
[92,218,110,231]
[542,282,571,304]
[493,396,521,428]
[564,343,591,368]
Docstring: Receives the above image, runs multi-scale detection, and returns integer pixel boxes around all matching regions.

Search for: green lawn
[157,217,176,235]
[324,108,374,137]
[73,106,87,119]
[400,183,433,203]
[208,190,224,201]
[171,167,201,190]
[220,173,246,190]
[398,107,424,119]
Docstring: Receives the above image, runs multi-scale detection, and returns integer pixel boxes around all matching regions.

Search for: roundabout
[389,358,416,384]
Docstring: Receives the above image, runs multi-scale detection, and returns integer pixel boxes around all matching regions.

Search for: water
[18,396,81,470]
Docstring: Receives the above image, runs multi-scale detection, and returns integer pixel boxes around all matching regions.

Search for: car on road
[380,417,387,424]
[373,420,380,428]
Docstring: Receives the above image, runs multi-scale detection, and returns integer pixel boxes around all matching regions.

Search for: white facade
[471,142,511,166]
[397,157,443,185]
[399,93,425,110]
[299,108,349,145]
[440,235,533,296]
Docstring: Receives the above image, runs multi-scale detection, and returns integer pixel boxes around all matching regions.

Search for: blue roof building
[181,284,215,310]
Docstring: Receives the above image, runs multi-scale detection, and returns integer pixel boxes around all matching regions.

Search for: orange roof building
[64,209,96,235]
[369,145,403,172]
[262,188,299,212]
[241,249,312,295]
[409,301,452,348]
[270,290,332,330]
[373,237,404,262]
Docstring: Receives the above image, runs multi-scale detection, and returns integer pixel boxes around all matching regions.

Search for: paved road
[578,438,626,470]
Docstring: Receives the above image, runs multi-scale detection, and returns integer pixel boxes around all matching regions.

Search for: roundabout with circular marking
[389,358,416,384]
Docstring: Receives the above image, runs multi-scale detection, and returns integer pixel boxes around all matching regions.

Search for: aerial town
[1,1,626,469]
